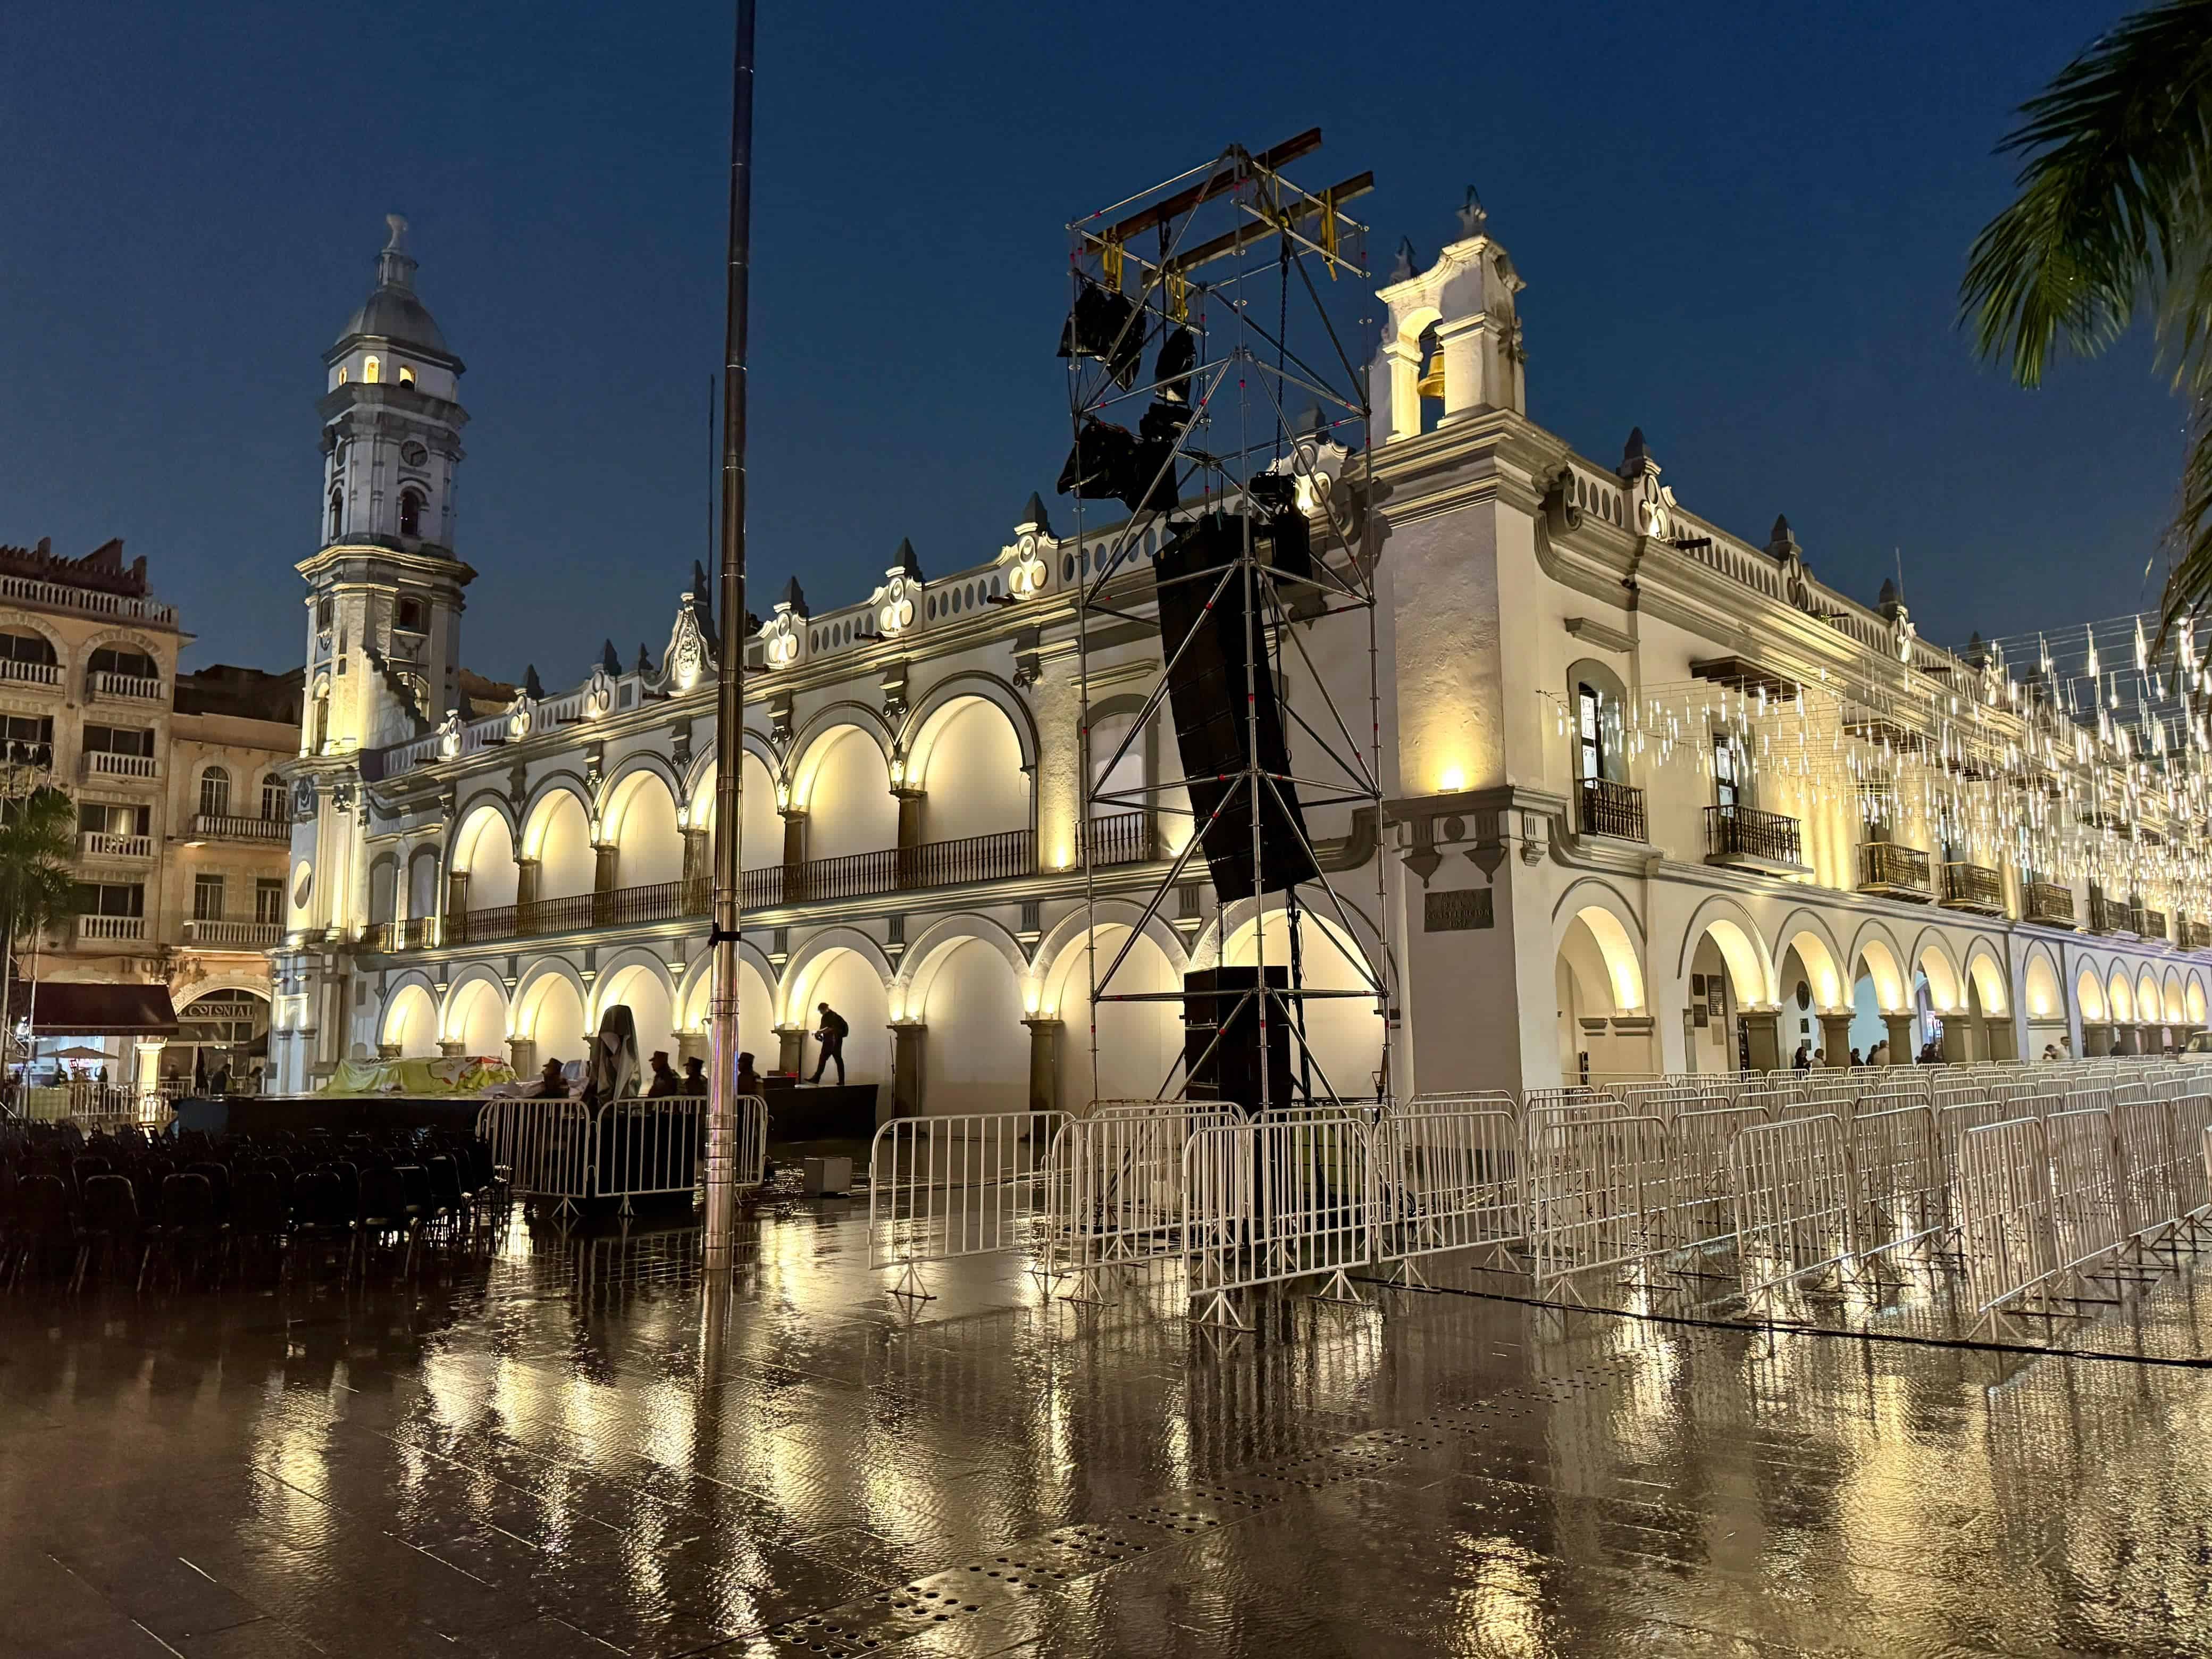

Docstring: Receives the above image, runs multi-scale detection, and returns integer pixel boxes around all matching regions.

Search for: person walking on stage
[809,1003,849,1086]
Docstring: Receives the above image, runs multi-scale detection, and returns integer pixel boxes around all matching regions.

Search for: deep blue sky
[0,1,2174,684]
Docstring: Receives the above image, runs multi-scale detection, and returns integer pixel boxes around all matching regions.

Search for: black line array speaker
[1153,512,1319,902]
[1183,967,1292,1108]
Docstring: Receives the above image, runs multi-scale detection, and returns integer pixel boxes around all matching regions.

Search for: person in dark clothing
[645,1051,681,1097]
[809,1003,849,1085]
[735,1051,760,1096]
[532,1058,568,1099]
[682,1055,709,1094]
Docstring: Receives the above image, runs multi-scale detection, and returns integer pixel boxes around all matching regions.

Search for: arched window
[261,774,286,822]
[199,765,231,819]
[311,685,330,753]
[328,488,343,540]
[398,489,424,539]
[398,364,415,387]
[1575,683,1605,785]
[363,355,381,384]
[0,629,57,668]
[337,365,348,386]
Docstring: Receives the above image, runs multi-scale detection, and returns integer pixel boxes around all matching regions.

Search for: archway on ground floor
[597,960,677,1066]
[902,932,1029,1115]
[782,941,891,1087]
[2163,968,2188,1026]
[382,983,439,1059]
[1221,908,1387,1105]
[1848,928,1911,1062]
[442,975,508,1060]
[2138,966,2164,1032]
[1776,916,1848,1066]
[1555,901,1649,1086]
[678,956,778,1077]
[172,987,270,1085]
[1678,902,1772,1075]
[514,969,588,1074]
[2191,973,2209,1026]
[2023,946,2066,1056]
[1043,921,1186,1107]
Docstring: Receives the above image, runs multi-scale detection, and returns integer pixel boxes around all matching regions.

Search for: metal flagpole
[703,0,756,1268]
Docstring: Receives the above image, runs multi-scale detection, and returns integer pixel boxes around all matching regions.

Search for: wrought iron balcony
[1704,805,1801,868]
[2025,881,2075,928]
[2184,918,2212,952]
[359,917,434,954]
[2144,908,2168,943]
[1938,861,2005,917]
[1577,778,1646,841]
[2088,892,2122,935]
[1857,840,1930,900]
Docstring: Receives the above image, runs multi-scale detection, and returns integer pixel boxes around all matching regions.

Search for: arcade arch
[597,959,676,1060]
[452,804,518,909]
[521,787,593,901]
[382,983,439,1059]
[603,770,684,889]
[783,937,891,1086]
[443,975,508,1059]
[514,968,588,1070]
[1221,909,1385,1103]
[904,931,1028,1115]
[1043,921,1185,1107]
[792,725,896,863]
[907,695,1031,844]
[681,955,778,1073]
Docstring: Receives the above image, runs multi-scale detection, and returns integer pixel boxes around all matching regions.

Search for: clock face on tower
[400,440,429,468]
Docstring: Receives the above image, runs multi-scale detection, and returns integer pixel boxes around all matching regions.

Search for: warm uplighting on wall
[1439,766,1465,792]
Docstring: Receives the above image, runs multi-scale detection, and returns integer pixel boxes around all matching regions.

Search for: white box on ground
[803,1155,851,1196]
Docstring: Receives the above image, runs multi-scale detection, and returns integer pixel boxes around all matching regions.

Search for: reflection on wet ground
[6,1199,2212,1657]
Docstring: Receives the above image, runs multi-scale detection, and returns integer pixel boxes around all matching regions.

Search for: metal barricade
[1371,1106,1523,1284]
[867,1110,1071,1298]
[1954,1116,2059,1338]
[1849,1103,1949,1261]
[476,1097,593,1224]
[1527,1113,1670,1304]
[1049,1104,1230,1300]
[1726,1114,1856,1316]
[591,1096,701,1215]
[1670,1103,1770,1252]
[1183,1115,1373,1329]
[2045,1108,2125,1286]
[2113,1095,2184,1252]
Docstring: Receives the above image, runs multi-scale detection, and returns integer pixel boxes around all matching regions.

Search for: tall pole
[703,0,756,1267]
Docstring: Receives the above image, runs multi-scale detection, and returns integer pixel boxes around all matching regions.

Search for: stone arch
[406,844,441,919]
[900,672,1041,773]
[781,925,896,1021]
[789,703,895,778]
[520,777,594,900]
[1042,914,1190,1106]
[78,625,166,670]
[365,849,401,925]
[1563,657,1631,786]
[789,720,897,862]
[682,726,783,822]
[597,749,686,825]
[171,970,272,1011]
[780,928,893,1087]
[2021,944,2064,1021]
[1217,905,1388,1104]
[2076,962,2109,1021]
[600,766,684,889]
[594,949,678,1058]
[382,982,440,1058]
[1909,929,1964,1011]
[0,612,69,675]
[2107,965,2134,1024]
[441,969,509,1058]
[1848,919,1911,1011]
[677,944,780,1068]
[1963,939,2009,1016]
[449,798,520,909]
[1675,893,1774,1005]
[2163,966,2187,1024]
[1551,879,1646,1011]
[2190,971,2209,1025]
[2138,965,2163,1026]
[1774,908,1848,1008]
[513,958,590,1067]
[684,748,784,869]
[899,925,1030,1115]
[901,690,1034,843]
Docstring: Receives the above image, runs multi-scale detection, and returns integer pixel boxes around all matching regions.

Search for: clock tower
[275,215,476,1091]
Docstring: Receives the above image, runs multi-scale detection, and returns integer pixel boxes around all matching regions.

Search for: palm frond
[2155,399,2212,654]
[1961,0,2212,388]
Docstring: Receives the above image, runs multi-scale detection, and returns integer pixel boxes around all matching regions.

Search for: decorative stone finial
[778,575,809,617]
[375,214,418,291]
[891,537,924,580]
[1622,428,1651,466]
[383,213,409,254]
[1018,492,1052,535]
[523,664,544,700]
[1388,237,1419,283]
[600,639,622,674]
[1765,515,1802,560]
[1455,186,1487,240]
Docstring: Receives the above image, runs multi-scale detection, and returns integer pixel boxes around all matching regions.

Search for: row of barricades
[865,1094,1524,1327]
[475,1094,768,1225]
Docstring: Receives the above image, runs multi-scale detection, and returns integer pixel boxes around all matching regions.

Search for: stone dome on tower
[331,214,460,367]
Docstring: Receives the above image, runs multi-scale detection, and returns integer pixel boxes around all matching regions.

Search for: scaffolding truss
[1061,133,1389,1109]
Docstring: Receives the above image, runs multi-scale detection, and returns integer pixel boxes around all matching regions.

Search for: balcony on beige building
[77,830,153,860]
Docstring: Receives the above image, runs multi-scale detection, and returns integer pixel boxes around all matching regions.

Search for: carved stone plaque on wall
[1423,889,1494,932]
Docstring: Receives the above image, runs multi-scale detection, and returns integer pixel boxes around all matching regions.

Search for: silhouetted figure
[645,1050,681,1097]
[533,1058,568,1098]
[736,1051,760,1096]
[809,1003,848,1086]
[682,1055,708,1094]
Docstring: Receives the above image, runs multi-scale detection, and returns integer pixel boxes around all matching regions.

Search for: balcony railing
[1857,840,1930,900]
[0,659,60,688]
[82,750,157,781]
[192,812,290,842]
[77,914,146,942]
[2184,919,2212,952]
[426,819,1159,949]
[77,830,152,860]
[360,917,434,953]
[1704,805,1801,867]
[1577,778,1647,841]
[184,918,282,948]
[87,669,162,701]
[1938,861,2006,916]
[0,572,175,626]
[2144,908,2169,943]
[2025,881,2075,928]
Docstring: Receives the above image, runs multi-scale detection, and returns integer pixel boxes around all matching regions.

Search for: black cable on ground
[1353,1274,2212,1369]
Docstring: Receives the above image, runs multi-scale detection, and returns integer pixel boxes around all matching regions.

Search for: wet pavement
[6,1199,2212,1658]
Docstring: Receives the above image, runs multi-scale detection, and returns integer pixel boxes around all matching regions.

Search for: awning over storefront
[7,981,180,1037]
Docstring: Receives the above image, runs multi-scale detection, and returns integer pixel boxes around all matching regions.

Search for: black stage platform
[171,1080,881,1144]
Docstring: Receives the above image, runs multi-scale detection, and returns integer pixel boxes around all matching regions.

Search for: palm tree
[0,789,84,1087]
[1959,0,2212,644]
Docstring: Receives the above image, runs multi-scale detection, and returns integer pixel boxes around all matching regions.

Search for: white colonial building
[270,207,2212,1105]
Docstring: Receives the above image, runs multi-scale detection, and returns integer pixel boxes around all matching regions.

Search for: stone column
[676,1029,707,1069]
[1380,338,1422,441]
[134,1038,164,1097]
[889,1021,926,1125]
[1817,1011,1853,1066]
[1434,313,1490,424]
[1946,1012,1979,1063]
[438,1038,465,1059]
[1023,1017,1062,1116]
[507,1036,535,1078]
[515,857,541,924]
[2079,1021,2108,1058]
[780,809,808,902]
[377,1042,401,1060]
[1982,1017,2017,1063]
[445,868,470,945]
[894,791,926,888]
[682,827,710,912]
[775,1023,806,1075]
[1882,1013,1916,1064]
[1739,1008,1783,1074]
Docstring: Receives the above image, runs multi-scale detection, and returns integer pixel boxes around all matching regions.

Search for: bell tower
[299,214,475,756]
